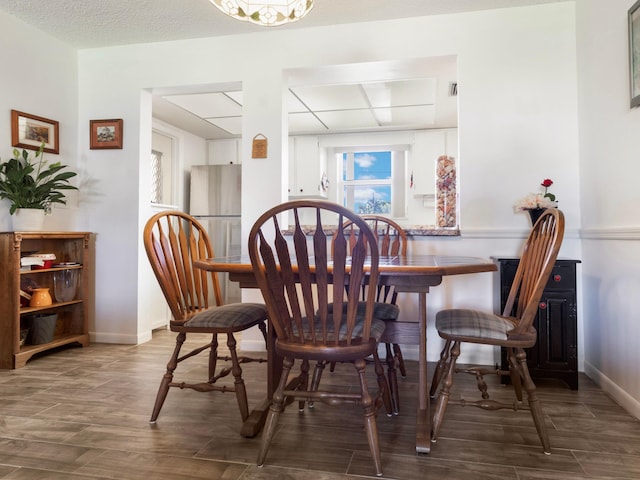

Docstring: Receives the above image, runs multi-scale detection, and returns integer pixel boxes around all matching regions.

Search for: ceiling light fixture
[209,0,314,27]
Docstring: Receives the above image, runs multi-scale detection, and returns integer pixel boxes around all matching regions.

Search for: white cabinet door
[410,130,445,196]
[410,129,457,197]
[208,139,241,165]
[288,136,327,198]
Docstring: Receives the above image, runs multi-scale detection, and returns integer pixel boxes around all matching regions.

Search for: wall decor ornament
[251,133,267,158]
[436,155,457,228]
[11,110,59,154]
[90,119,123,149]
[630,0,640,108]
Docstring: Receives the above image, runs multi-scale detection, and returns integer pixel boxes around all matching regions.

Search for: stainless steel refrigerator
[189,164,242,304]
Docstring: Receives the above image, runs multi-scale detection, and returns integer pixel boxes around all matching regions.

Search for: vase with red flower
[514,178,558,227]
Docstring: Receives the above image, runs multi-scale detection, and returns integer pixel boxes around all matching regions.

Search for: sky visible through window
[343,151,392,214]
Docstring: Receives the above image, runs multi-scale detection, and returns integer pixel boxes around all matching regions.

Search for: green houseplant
[0,143,78,215]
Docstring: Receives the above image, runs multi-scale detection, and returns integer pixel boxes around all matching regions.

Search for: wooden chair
[321,215,417,414]
[249,200,389,477]
[430,208,564,454]
[144,210,268,427]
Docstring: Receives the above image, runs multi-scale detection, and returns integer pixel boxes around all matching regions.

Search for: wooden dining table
[194,254,497,453]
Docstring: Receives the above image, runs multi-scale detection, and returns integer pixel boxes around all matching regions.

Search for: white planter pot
[11,208,46,231]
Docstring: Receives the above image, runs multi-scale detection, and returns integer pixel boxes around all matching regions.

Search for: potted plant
[0,143,78,231]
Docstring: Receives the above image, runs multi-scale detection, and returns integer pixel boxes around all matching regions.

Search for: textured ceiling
[0,0,566,49]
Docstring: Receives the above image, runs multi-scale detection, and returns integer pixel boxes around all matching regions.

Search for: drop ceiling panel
[287,90,308,113]
[291,84,369,111]
[163,92,241,118]
[225,91,243,105]
[288,112,327,133]
[389,78,436,106]
[316,109,379,130]
[205,116,242,135]
[372,105,436,127]
[154,59,456,139]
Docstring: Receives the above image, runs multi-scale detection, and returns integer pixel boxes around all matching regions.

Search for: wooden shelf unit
[0,231,93,369]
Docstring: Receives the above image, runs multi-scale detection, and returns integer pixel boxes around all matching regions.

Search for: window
[151,129,177,206]
[338,148,407,218]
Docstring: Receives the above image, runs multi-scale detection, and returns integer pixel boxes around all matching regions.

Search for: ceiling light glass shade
[210,0,314,27]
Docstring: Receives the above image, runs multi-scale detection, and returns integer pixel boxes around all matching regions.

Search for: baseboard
[241,338,268,352]
[90,331,150,345]
[584,360,640,420]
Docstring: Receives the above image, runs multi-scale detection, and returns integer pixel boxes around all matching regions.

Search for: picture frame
[90,119,123,149]
[630,0,640,108]
[11,110,59,154]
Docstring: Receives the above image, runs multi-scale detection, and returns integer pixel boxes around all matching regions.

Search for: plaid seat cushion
[293,316,386,342]
[435,309,513,341]
[327,301,400,321]
[186,303,268,330]
[373,302,400,321]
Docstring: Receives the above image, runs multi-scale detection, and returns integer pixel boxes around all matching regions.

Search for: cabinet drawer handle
[539,302,547,309]
[553,274,561,282]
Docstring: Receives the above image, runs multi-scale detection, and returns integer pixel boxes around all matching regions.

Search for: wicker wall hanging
[251,133,268,158]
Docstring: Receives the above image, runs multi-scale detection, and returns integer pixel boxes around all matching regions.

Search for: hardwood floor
[1,329,640,479]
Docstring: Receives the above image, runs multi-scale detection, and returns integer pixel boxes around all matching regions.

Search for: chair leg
[354,358,383,477]
[515,348,551,454]
[385,343,400,414]
[257,356,293,468]
[507,347,523,402]
[258,321,268,348]
[329,361,337,372]
[298,359,310,411]
[429,339,451,399]
[227,333,249,422]
[308,361,326,408]
[150,332,185,423]
[373,350,393,416]
[431,340,460,443]
[208,333,218,381]
[393,343,407,378]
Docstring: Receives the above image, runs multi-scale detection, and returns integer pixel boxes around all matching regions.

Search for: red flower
[540,178,556,202]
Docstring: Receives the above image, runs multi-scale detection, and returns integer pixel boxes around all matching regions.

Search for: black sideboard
[495,258,580,390]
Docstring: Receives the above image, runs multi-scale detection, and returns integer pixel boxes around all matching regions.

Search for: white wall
[0,10,79,232]
[576,0,640,418]
[72,2,581,364]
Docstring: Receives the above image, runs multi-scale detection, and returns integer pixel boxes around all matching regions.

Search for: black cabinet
[495,258,580,390]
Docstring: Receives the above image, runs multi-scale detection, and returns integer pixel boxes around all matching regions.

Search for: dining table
[194,253,497,453]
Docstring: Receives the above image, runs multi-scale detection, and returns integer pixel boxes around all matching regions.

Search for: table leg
[240,322,281,438]
[415,291,431,453]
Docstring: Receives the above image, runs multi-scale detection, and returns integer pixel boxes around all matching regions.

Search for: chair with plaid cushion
[320,215,416,414]
[430,208,564,454]
[249,200,389,477]
[144,210,268,428]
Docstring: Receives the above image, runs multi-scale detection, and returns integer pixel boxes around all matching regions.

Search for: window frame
[335,146,408,219]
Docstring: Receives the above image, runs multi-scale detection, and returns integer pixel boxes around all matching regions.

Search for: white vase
[11,208,46,231]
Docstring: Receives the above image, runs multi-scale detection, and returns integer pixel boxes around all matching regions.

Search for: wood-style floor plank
[0,330,639,479]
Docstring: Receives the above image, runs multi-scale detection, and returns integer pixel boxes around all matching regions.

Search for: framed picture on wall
[11,110,59,154]
[630,0,640,108]
[90,119,123,149]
